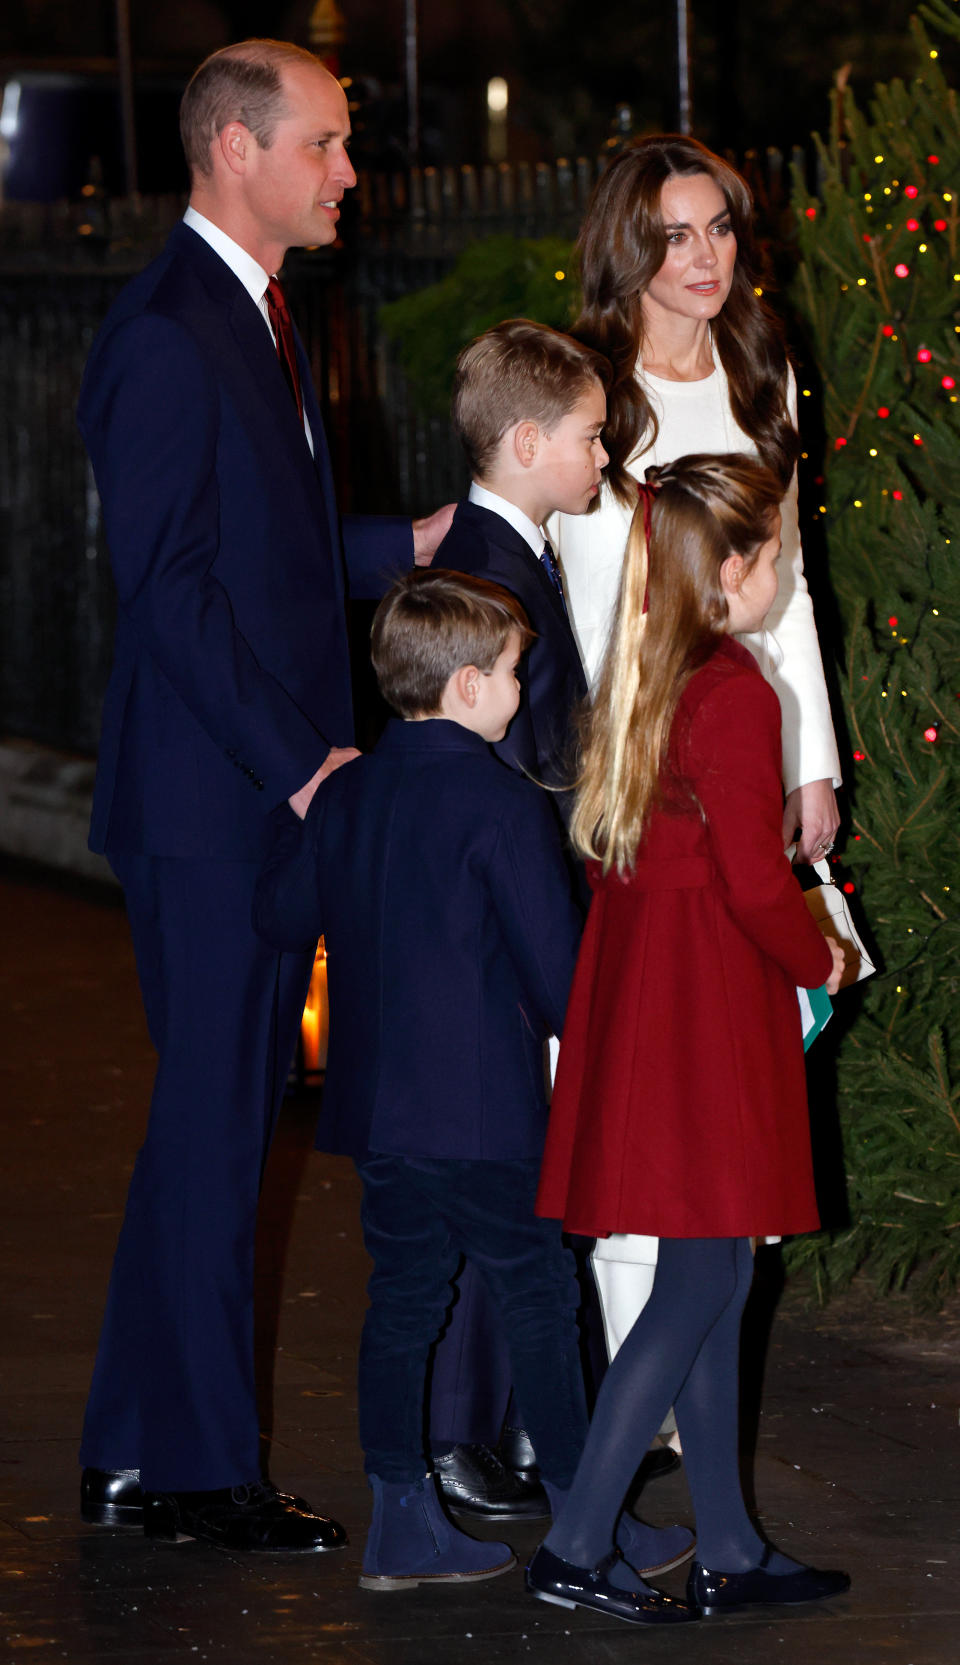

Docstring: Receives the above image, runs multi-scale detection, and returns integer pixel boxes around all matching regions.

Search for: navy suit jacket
[253,719,583,1161]
[78,220,411,859]
[436,500,588,804]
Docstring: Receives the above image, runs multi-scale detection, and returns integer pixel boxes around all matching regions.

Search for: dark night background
[0,0,926,199]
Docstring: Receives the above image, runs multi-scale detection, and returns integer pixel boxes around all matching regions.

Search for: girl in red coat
[527,454,849,1627]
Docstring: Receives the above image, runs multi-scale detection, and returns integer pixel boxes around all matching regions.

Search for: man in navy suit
[76,40,450,1552]
[253,569,589,1588]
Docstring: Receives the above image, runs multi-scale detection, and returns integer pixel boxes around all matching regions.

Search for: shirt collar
[183,206,272,312]
[468,482,544,558]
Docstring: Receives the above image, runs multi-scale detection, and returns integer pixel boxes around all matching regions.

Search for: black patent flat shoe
[687,1545,851,1615]
[81,1467,143,1527]
[526,1544,697,1626]
[143,1482,347,1552]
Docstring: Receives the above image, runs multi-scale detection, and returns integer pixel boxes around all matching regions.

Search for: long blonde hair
[570,453,783,875]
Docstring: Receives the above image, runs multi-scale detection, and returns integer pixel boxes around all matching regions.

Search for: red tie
[265,276,304,424]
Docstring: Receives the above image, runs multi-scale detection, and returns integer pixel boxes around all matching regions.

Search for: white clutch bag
[799,857,876,989]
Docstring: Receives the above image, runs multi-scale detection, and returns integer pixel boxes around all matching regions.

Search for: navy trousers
[356,1154,588,1484]
[80,854,314,1491]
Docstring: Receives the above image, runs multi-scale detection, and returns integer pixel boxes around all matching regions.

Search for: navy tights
[545,1236,792,1577]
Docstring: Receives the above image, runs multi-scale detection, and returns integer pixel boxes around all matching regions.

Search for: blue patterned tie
[540,538,568,616]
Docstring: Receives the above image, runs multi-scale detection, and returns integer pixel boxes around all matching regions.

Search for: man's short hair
[180,39,322,178]
[371,569,534,720]
[452,318,610,479]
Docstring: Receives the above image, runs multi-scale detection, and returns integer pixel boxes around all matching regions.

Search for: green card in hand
[798,983,833,1052]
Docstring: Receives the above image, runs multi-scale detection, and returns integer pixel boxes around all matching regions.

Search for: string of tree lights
[789,0,960,1305]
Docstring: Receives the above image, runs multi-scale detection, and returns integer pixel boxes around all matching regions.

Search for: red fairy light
[924,725,939,743]
[805,206,817,219]
[882,324,894,336]
[843,882,856,895]
[914,434,924,446]
[895,263,910,277]
[835,436,848,449]
[863,233,872,243]
[905,185,919,198]
[888,615,898,626]
[893,489,904,500]
[917,347,932,361]
[907,217,920,231]
[943,376,956,389]
[854,834,862,841]
[878,406,890,417]
[935,219,948,231]
[928,155,940,165]
[853,750,866,761]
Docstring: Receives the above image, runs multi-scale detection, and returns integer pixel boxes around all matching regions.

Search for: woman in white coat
[551,134,842,1363]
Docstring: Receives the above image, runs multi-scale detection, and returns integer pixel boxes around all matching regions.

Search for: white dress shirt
[468,481,545,558]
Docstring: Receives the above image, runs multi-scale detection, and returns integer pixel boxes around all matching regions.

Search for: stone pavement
[1,861,957,1664]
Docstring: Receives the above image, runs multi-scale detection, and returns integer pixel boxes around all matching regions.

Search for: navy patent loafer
[81,1467,143,1527]
[526,1544,697,1626]
[687,1547,851,1615]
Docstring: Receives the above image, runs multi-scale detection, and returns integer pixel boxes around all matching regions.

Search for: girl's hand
[825,939,846,996]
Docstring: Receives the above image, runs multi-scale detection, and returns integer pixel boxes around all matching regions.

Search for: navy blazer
[436,500,588,801]
[78,221,411,860]
[253,719,583,1161]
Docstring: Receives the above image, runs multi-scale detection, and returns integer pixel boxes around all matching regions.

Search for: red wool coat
[537,637,833,1240]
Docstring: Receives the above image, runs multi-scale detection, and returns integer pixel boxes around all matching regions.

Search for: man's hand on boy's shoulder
[412,502,456,566]
[288,746,362,820]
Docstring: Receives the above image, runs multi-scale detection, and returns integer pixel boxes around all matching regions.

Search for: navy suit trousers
[355,1154,588,1484]
[80,854,314,1491]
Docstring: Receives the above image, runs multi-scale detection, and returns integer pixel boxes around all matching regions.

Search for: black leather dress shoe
[497,1426,550,1511]
[143,1482,347,1552]
[687,1547,851,1615]
[526,1544,697,1626]
[81,1468,143,1527]
[434,1443,550,1519]
[80,1468,315,1530]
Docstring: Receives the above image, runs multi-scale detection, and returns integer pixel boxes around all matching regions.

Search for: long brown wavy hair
[570,453,784,875]
[574,135,798,506]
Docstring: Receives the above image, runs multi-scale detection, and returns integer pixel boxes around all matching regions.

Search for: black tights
[545,1236,779,1575]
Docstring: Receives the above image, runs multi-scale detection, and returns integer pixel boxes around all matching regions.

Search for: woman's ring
[817,839,834,854]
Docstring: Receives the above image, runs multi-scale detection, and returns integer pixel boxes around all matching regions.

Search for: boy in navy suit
[253,571,589,1588]
[438,318,609,818]
[426,321,609,1518]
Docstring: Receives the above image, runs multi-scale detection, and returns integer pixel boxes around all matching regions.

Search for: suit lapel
[172,226,334,525]
[465,504,578,642]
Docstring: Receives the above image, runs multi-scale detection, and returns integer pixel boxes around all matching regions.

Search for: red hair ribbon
[636,481,659,615]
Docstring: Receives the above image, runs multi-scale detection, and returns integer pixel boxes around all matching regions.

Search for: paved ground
[1,861,957,1664]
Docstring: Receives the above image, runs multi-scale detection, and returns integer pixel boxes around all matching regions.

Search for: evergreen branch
[928,1032,960,1137]
[919,889,948,921]
[923,692,960,737]
[850,814,884,850]
[845,320,887,439]
[891,729,919,788]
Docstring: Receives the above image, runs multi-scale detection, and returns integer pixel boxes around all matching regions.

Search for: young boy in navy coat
[253,571,589,1588]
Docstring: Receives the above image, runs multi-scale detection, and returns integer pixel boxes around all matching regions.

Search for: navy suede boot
[359,1475,517,1591]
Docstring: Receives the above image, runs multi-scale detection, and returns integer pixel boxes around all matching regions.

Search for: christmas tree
[789,0,960,1305]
